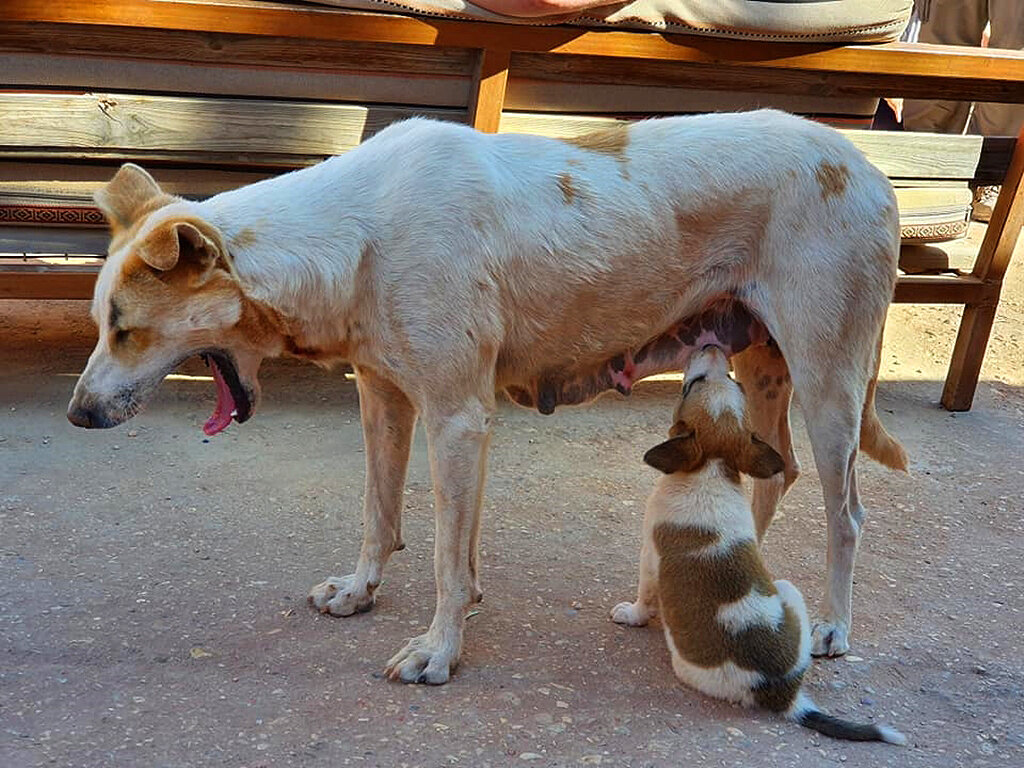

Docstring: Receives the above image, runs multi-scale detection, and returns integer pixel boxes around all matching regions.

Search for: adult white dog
[68,110,906,684]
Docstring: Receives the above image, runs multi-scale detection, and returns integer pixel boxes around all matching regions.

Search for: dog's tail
[789,693,906,745]
[859,327,908,472]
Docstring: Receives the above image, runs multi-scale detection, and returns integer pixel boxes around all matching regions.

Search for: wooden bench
[1,0,1023,411]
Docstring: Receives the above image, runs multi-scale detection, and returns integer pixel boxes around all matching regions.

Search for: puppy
[612,345,905,744]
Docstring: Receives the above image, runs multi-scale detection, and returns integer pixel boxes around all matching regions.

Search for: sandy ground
[1,225,1022,768]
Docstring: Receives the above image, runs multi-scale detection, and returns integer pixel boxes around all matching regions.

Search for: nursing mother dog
[68,109,907,685]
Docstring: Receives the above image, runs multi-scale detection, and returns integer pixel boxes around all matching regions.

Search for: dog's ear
[735,434,785,479]
[136,219,227,276]
[94,163,165,230]
[643,432,703,474]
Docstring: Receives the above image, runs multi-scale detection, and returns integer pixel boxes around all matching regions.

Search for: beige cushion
[302,0,912,43]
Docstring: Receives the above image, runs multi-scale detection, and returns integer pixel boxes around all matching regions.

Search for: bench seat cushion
[298,0,912,43]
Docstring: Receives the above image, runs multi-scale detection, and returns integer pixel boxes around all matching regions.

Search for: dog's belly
[505,299,768,414]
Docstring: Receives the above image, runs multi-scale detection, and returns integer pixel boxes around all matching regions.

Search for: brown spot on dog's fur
[557,172,577,205]
[816,161,849,201]
[562,124,629,158]
[765,389,778,400]
[654,524,800,708]
[231,227,259,249]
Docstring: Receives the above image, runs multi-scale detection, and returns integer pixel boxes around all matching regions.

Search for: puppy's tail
[859,328,908,472]
[789,693,906,746]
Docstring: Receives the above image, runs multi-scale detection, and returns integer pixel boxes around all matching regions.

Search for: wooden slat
[469,48,511,134]
[499,113,986,180]
[0,228,111,256]
[893,274,993,305]
[505,77,880,117]
[6,1,1024,102]
[0,21,475,77]
[0,52,470,109]
[0,93,462,166]
[510,49,1024,104]
[0,164,275,198]
[0,264,100,299]
[3,96,980,181]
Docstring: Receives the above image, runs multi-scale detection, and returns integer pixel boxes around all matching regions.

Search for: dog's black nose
[68,404,98,428]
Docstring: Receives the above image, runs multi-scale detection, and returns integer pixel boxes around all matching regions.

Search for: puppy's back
[654,522,802,696]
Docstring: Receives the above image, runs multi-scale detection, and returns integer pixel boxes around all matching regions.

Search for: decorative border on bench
[0,203,107,227]
[900,220,970,243]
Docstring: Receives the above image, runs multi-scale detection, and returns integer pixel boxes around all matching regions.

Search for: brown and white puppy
[68,110,907,683]
[612,346,905,744]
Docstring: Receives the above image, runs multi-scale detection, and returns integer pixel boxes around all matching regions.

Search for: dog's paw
[384,631,459,685]
[308,575,375,617]
[611,601,651,627]
[811,619,850,657]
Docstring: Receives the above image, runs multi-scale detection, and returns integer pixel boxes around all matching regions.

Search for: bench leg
[941,302,998,411]
[468,48,510,134]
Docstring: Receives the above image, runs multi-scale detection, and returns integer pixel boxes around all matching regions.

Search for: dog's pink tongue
[203,359,236,436]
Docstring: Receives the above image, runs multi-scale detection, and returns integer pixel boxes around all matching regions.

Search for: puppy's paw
[385,631,459,685]
[811,619,850,657]
[308,575,376,617]
[611,601,651,627]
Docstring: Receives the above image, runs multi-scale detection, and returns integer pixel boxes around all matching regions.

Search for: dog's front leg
[385,395,494,684]
[309,367,417,616]
[611,536,659,627]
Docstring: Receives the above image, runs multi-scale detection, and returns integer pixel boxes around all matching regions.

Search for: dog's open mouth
[199,352,252,436]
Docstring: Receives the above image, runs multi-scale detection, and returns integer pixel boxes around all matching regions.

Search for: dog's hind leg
[786,359,866,658]
[309,367,417,617]
[385,390,495,685]
[732,343,800,541]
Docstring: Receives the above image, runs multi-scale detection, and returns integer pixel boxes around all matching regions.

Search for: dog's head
[68,164,270,434]
[643,345,784,479]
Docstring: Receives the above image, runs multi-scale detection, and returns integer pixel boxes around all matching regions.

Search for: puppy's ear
[736,435,785,479]
[643,432,703,474]
[94,163,165,230]
[136,219,230,277]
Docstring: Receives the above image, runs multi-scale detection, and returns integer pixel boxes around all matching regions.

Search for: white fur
[717,590,786,634]
[666,627,762,708]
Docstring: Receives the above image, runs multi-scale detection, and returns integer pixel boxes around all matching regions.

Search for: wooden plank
[0,227,110,255]
[6,1,1024,102]
[499,113,985,180]
[469,48,510,134]
[0,264,100,299]
[0,93,463,165]
[505,76,879,117]
[893,274,991,305]
[2,95,978,181]
[510,50,1024,104]
[0,21,475,77]
[0,51,470,108]
[0,165,275,198]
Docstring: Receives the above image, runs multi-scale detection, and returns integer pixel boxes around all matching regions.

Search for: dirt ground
[2,225,1022,768]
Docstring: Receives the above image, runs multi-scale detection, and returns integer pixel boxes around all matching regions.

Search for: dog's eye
[114,328,131,344]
